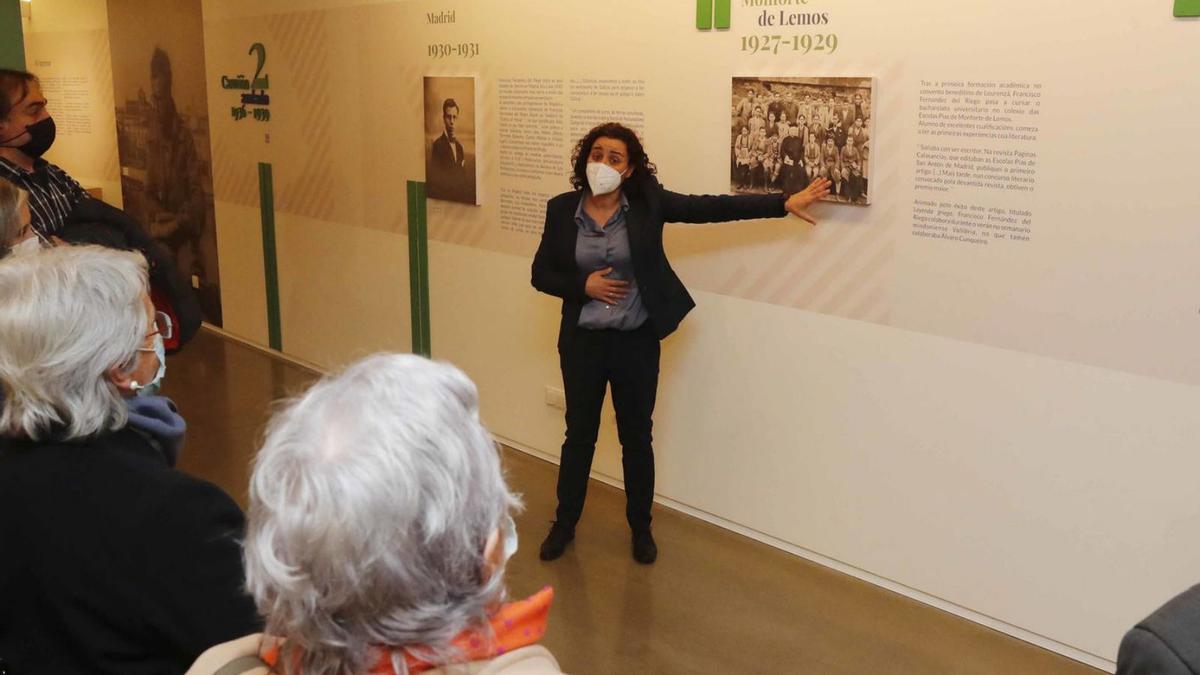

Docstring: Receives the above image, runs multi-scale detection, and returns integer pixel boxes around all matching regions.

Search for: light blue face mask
[131,333,166,397]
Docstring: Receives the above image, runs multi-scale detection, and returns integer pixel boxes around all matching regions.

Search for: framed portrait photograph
[424,76,478,205]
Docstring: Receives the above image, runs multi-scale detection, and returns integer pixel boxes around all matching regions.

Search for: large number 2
[249,43,266,86]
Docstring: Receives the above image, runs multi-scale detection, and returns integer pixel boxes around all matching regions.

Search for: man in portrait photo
[426,94,475,204]
[432,98,464,179]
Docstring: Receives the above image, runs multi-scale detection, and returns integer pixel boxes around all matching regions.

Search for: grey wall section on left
[0,0,25,70]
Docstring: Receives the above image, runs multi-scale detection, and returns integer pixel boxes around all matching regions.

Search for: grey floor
[167,328,1104,675]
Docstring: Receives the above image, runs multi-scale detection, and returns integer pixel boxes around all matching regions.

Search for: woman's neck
[586,189,621,211]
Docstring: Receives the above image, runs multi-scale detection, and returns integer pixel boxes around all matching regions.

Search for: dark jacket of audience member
[0,246,259,674]
[1117,584,1200,675]
[64,196,202,352]
[0,429,261,674]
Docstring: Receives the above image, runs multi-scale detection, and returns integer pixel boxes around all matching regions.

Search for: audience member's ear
[482,527,504,582]
[107,363,137,397]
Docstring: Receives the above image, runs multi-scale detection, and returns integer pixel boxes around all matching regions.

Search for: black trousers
[555,323,660,531]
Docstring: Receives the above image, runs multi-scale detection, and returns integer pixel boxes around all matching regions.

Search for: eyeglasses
[146,311,174,341]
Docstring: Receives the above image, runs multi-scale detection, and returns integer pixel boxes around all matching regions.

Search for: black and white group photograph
[730,76,874,205]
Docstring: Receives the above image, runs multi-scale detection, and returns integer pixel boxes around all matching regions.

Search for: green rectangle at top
[696,0,713,29]
[1176,0,1200,16]
[714,0,731,29]
[0,0,26,69]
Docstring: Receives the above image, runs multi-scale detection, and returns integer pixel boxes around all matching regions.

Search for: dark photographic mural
[110,0,222,325]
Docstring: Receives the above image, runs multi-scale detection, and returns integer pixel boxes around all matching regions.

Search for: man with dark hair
[766,91,784,122]
[827,111,849,150]
[0,69,87,239]
[427,97,473,203]
[431,98,465,177]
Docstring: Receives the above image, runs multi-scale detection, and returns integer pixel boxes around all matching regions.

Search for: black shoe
[632,529,657,564]
[539,521,575,561]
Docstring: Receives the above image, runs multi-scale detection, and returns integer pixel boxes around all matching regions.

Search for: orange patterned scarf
[263,586,554,674]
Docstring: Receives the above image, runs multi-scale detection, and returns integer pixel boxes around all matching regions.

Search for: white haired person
[189,354,562,675]
[0,179,39,257]
[0,245,260,673]
[0,188,189,465]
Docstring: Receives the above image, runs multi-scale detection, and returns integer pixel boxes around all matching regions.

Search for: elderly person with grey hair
[0,245,261,674]
[189,354,563,675]
[0,179,38,256]
[1,185,189,463]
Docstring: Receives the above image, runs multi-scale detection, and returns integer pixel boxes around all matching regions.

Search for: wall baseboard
[198,323,323,374]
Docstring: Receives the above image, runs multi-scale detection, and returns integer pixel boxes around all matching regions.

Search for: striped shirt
[0,157,86,238]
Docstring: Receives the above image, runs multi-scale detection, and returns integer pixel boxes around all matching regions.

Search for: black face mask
[0,117,56,158]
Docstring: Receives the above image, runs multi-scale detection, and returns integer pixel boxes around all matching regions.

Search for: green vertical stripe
[417,181,432,355]
[258,162,282,351]
[407,181,431,357]
[696,0,712,29]
[0,0,25,69]
[714,0,731,29]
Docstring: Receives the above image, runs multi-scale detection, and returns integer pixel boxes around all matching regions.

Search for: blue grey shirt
[575,193,650,330]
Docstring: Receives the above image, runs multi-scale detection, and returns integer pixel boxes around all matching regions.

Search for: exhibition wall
[196,2,1200,669]
[18,0,121,203]
[17,0,1200,669]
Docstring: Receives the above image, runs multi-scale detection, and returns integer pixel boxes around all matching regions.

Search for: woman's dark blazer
[531,175,788,350]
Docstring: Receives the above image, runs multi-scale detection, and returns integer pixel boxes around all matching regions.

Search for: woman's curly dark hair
[569,122,657,191]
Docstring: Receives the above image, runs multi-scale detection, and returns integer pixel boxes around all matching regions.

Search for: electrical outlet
[544,386,565,410]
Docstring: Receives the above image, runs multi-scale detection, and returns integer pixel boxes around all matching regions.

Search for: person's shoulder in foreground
[0,420,260,673]
[1117,583,1200,675]
[186,635,563,675]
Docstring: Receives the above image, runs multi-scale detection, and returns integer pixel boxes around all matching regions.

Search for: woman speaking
[531,122,830,564]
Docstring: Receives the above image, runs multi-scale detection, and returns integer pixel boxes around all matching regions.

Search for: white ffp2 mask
[586,162,624,196]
